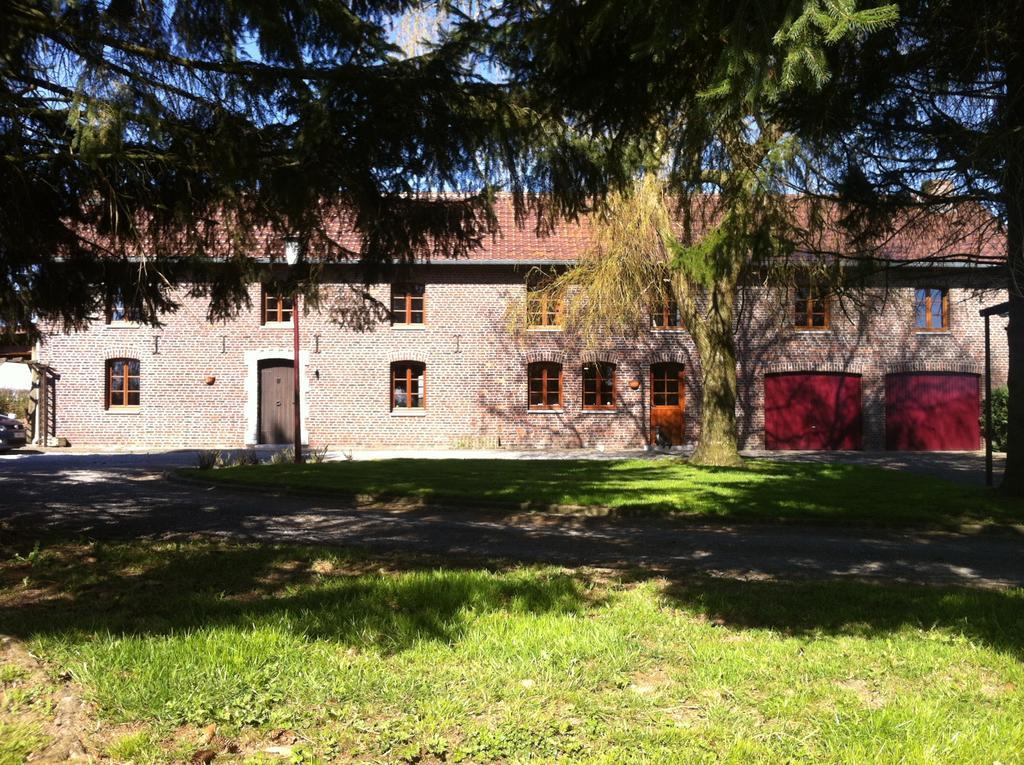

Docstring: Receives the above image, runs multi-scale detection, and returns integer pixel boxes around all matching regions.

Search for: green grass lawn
[182,458,1022,526]
[2,539,1024,763]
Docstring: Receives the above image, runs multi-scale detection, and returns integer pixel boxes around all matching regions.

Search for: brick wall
[37,264,1010,450]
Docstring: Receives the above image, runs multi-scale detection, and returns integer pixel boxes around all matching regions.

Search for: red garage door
[764,373,863,450]
[885,373,980,451]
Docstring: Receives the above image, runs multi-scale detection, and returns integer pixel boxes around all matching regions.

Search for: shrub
[234,448,262,466]
[196,450,221,470]
[981,385,1009,451]
[269,447,294,465]
[307,445,331,464]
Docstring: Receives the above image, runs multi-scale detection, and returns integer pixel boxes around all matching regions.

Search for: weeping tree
[487,0,896,465]
[537,129,813,466]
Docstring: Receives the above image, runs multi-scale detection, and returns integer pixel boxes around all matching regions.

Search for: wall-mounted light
[314,369,320,380]
[284,237,302,265]
[153,336,161,355]
[221,335,227,354]
[313,333,321,354]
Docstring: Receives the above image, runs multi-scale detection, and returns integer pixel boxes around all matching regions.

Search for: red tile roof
[73,194,1006,266]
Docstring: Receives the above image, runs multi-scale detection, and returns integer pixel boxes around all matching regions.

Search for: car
[0,413,27,450]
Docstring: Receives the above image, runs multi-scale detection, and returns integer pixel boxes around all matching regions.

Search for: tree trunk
[1004,290,1024,496]
[689,273,744,467]
[1000,48,1024,496]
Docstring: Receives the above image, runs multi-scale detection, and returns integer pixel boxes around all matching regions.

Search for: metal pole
[293,294,303,464]
[39,370,48,448]
[985,314,993,486]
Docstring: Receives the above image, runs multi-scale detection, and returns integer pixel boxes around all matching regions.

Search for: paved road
[1,450,1021,588]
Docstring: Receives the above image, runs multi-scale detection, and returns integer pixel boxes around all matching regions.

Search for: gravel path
[1,450,1021,588]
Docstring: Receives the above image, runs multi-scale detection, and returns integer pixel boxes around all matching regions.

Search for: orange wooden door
[650,364,685,445]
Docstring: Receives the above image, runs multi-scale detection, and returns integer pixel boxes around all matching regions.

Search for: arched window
[582,361,616,410]
[106,358,140,409]
[391,361,426,410]
[528,362,563,410]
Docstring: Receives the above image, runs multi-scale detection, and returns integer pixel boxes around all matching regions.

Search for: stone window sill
[390,409,427,417]
[260,322,293,330]
[652,328,688,334]
[105,407,141,415]
[582,409,620,415]
[793,329,833,335]
[526,327,563,333]
[103,322,141,330]
[914,330,952,336]
[392,324,427,331]
[527,409,563,414]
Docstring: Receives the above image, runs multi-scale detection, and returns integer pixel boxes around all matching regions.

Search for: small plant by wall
[982,385,1009,451]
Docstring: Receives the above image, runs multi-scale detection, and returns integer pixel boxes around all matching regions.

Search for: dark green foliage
[0,389,31,420]
[0,0,606,339]
[984,386,1010,452]
[771,2,1023,493]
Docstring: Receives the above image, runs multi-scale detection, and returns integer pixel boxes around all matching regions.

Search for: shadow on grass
[659,575,1024,657]
[191,458,1022,525]
[2,540,1023,659]
[0,543,591,652]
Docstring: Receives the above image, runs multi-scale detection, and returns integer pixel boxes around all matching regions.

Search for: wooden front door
[259,359,295,445]
[650,363,685,446]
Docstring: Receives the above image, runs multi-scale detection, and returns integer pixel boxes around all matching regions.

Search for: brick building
[35,202,1010,451]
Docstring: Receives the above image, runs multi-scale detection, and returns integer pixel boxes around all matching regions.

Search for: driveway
[1,448,1021,588]
[2,444,1005,482]
[748,449,1006,486]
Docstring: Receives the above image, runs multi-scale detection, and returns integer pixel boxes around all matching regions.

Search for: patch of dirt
[0,634,94,762]
[835,678,886,709]
[662,702,706,726]
[978,669,1017,699]
[628,667,673,695]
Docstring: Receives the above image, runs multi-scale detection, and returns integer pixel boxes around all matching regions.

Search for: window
[794,283,830,330]
[651,297,684,330]
[582,362,616,410]
[106,296,140,324]
[526,275,563,328]
[391,283,425,325]
[651,364,683,407]
[528,362,563,410]
[262,288,294,324]
[106,358,140,409]
[915,288,949,331]
[391,362,425,410]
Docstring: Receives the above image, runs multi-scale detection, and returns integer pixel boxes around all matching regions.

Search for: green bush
[195,450,221,470]
[269,447,294,464]
[981,385,1009,451]
[0,389,31,421]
